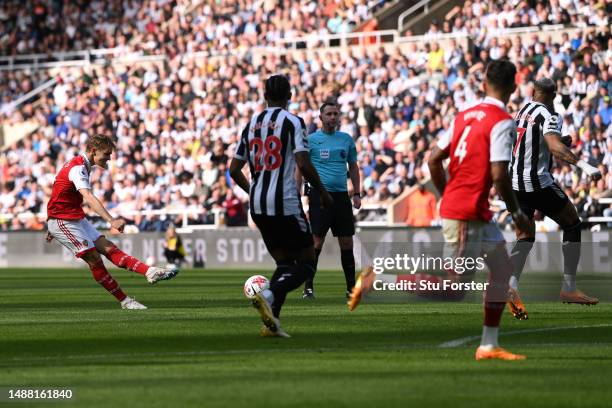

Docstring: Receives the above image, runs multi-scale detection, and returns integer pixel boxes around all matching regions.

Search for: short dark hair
[534,77,557,94]
[485,60,517,93]
[86,134,116,152]
[320,98,339,114]
[264,75,290,102]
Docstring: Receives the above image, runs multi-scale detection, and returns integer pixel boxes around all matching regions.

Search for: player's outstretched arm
[490,162,530,232]
[428,146,449,195]
[229,158,250,193]
[79,188,125,232]
[544,134,601,181]
[295,151,333,208]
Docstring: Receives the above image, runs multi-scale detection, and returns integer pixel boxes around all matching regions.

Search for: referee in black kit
[300,99,361,299]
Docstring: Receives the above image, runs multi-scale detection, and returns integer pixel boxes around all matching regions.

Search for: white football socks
[509,276,519,291]
[562,274,576,292]
[480,326,499,349]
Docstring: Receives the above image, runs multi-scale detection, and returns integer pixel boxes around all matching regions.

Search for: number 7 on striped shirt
[513,127,526,156]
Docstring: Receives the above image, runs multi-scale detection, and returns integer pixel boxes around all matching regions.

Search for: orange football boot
[347,266,376,311]
[560,289,599,305]
[475,346,527,361]
[507,287,529,320]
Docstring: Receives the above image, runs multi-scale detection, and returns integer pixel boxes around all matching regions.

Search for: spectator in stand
[405,184,437,227]
[163,225,186,267]
[222,189,247,227]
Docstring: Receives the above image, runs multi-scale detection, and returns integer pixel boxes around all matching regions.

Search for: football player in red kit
[349,60,530,360]
[46,134,178,309]
[428,60,531,360]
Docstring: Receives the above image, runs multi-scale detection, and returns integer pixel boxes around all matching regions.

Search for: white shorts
[47,218,102,258]
[441,218,505,259]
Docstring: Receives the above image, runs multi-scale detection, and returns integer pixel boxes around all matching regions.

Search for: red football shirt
[437,97,516,221]
[47,155,92,220]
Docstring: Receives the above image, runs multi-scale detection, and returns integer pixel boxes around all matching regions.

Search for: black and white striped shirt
[234,107,309,216]
[511,101,562,192]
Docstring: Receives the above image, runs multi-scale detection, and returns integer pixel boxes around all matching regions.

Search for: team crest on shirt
[319,149,330,159]
[340,150,346,159]
[82,240,88,247]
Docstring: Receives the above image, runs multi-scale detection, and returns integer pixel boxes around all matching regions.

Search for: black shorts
[251,212,314,252]
[308,190,355,237]
[515,183,570,219]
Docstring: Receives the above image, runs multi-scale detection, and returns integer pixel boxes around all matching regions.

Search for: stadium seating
[0,0,610,231]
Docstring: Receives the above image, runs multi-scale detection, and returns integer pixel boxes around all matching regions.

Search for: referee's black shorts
[251,212,314,252]
[514,183,571,219]
[308,190,355,237]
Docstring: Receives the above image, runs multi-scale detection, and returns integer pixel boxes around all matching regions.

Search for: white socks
[562,274,576,292]
[509,276,519,291]
[480,326,499,349]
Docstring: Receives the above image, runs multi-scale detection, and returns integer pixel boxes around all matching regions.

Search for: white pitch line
[438,323,612,348]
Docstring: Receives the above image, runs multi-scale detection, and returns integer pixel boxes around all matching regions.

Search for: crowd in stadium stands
[0,0,385,104]
[425,0,610,37]
[0,2,611,231]
[0,0,383,56]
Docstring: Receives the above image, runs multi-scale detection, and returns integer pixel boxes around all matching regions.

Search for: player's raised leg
[548,201,599,305]
[94,235,178,284]
[80,249,147,310]
[47,218,147,309]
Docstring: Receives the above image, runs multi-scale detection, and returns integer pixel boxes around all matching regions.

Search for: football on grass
[243,275,269,299]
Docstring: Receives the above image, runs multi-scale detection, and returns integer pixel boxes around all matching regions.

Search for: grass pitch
[1,268,611,407]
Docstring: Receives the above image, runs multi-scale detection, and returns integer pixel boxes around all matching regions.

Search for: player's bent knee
[563,222,581,243]
[80,249,102,266]
[94,236,115,255]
